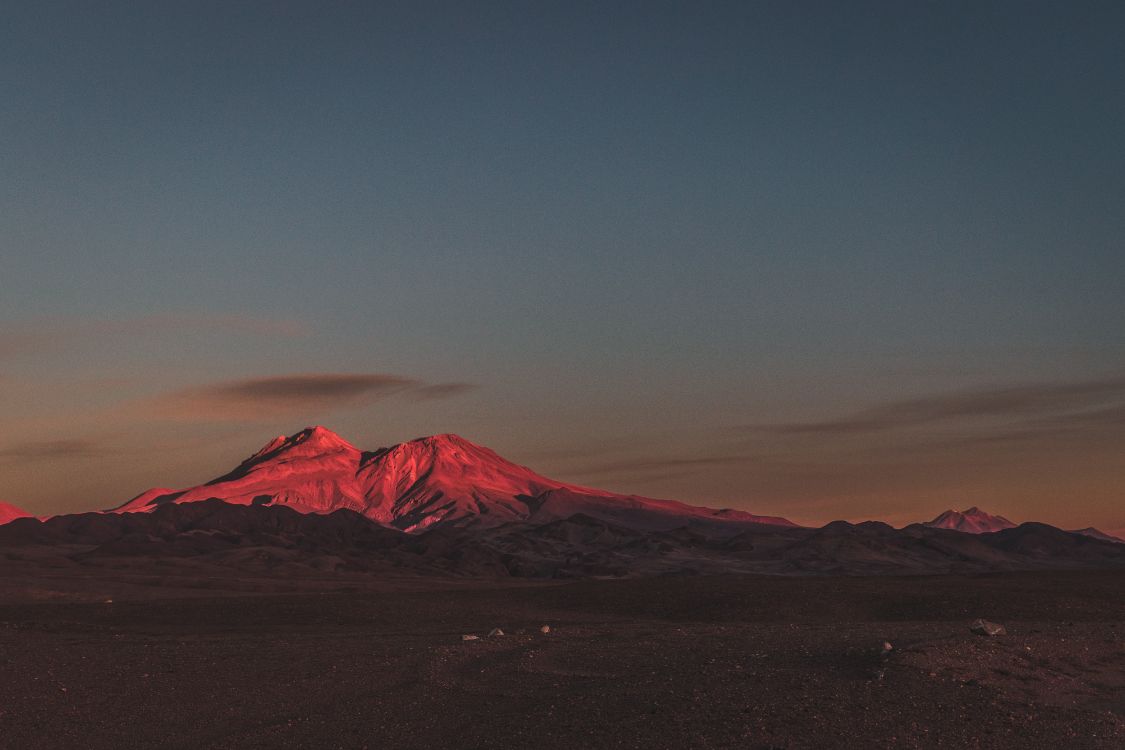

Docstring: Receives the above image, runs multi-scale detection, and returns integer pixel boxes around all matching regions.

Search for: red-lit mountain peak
[0,501,31,525]
[245,426,359,463]
[113,427,796,532]
[355,433,583,529]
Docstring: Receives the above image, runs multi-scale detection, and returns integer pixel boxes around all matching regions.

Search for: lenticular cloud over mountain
[113,426,795,532]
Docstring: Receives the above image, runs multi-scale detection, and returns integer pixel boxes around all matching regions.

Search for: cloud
[408,383,479,400]
[757,375,1125,435]
[573,454,755,479]
[0,314,311,359]
[0,439,107,462]
[925,401,1125,449]
[150,372,476,421]
[543,375,1125,497]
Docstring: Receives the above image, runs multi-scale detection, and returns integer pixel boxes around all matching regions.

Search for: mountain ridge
[5,499,1125,579]
[1071,527,1125,544]
[112,427,796,533]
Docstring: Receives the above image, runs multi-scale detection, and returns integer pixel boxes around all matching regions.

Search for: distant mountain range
[922,506,1122,544]
[2,499,1123,579]
[1070,527,1125,544]
[0,427,1121,578]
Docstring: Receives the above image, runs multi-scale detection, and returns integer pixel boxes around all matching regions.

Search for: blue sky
[1,2,1123,531]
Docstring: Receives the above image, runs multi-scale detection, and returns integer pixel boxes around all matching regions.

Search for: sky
[1,1,1123,533]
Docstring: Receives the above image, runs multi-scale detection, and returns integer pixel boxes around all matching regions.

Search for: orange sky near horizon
[0,343,1122,534]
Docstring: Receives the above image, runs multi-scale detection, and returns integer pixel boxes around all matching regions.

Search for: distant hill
[1070,527,1124,544]
[2,500,1122,580]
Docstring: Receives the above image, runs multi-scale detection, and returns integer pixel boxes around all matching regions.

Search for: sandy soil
[0,571,1121,749]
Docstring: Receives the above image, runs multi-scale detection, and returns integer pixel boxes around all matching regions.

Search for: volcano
[112,427,795,532]
[923,507,1017,534]
[0,502,30,525]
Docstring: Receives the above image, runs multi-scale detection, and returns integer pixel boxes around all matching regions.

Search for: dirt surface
[0,571,1122,749]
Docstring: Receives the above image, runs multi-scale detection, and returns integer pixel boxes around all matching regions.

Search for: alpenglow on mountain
[0,502,30,525]
[113,427,795,532]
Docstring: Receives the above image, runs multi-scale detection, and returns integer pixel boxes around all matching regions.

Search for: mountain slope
[0,501,30,525]
[1068,527,1124,544]
[113,427,795,533]
[923,507,1016,534]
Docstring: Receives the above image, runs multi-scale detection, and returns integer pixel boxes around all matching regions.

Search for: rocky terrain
[0,571,1121,749]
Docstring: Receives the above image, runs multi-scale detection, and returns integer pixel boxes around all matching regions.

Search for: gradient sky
[2,1,1123,533]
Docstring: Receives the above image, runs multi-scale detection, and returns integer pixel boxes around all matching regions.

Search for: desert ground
[0,570,1121,749]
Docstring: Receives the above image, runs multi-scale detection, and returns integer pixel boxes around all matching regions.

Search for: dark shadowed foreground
[0,571,1122,749]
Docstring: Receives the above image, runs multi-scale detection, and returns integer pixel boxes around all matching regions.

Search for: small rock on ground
[969,619,1006,636]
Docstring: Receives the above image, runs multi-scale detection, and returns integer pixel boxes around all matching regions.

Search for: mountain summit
[0,501,30,526]
[923,506,1017,534]
[113,427,795,532]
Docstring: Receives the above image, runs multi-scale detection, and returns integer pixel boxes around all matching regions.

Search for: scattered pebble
[461,634,480,641]
[970,619,1006,636]
[540,625,551,634]
[487,628,504,637]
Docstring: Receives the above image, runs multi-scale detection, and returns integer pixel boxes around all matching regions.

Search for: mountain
[5,501,1124,582]
[1070,527,1124,544]
[12,425,1113,581]
[112,427,796,533]
[0,501,30,525]
[923,507,1016,534]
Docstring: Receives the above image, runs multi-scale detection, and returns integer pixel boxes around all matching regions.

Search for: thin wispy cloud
[572,454,756,479]
[0,439,107,462]
[757,376,1125,436]
[563,376,1125,489]
[409,383,480,401]
[926,401,1125,450]
[150,373,477,421]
